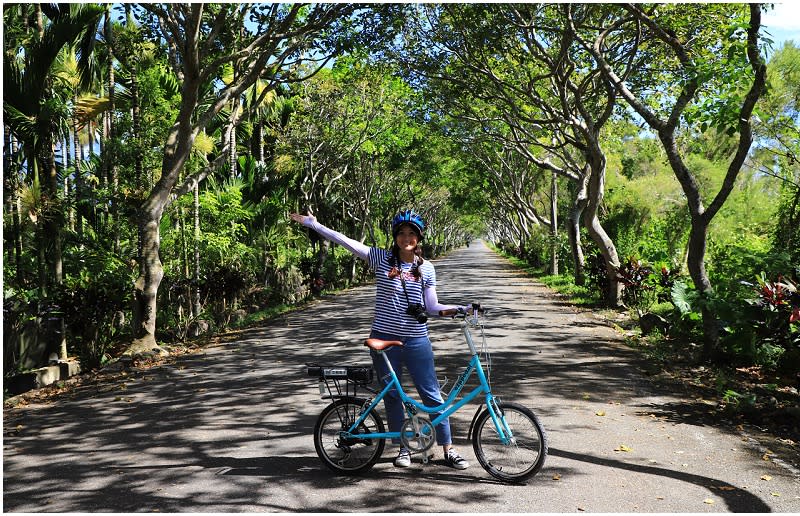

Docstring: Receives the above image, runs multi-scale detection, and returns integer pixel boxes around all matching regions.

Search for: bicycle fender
[467,405,485,442]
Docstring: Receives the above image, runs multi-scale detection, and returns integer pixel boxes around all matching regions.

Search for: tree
[575,3,768,355]
[754,42,800,269]
[401,4,625,301]
[3,3,105,360]
[128,4,359,354]
[4,3,103,289]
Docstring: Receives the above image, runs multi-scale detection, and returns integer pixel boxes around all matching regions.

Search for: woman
[290,209,470,470]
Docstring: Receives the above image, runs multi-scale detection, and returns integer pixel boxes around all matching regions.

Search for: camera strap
[395,254,425,312]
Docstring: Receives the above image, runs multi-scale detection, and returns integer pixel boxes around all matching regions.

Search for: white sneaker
[394,447,411,468]
[445,448,470,470]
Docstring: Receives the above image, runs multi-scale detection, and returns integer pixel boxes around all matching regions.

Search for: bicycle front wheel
[313,398,385,474]
[473,401,547,483]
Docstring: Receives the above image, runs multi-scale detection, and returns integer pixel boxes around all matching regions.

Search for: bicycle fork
[468,396,515,445]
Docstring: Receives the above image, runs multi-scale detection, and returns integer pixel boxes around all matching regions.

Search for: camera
[406,303,428,324]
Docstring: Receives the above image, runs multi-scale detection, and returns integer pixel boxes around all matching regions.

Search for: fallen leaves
[614,444,633,452]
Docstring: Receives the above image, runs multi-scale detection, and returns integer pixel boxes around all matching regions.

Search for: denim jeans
[369,330,452,446]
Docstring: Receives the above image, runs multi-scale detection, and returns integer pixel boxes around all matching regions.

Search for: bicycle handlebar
[439,302,485,318]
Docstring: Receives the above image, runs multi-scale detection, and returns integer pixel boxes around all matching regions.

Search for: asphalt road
[3,240,799,512]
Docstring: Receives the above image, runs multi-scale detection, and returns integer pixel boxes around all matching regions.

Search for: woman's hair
[388,243,425,279]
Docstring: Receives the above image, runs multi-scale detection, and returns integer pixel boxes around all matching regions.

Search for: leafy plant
[617,256,655,314]
[585,252,610,305]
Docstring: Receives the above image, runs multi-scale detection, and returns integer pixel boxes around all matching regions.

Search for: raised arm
[290,213,371,261]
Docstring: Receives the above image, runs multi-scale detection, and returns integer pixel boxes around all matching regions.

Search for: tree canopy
[4,3,798,376]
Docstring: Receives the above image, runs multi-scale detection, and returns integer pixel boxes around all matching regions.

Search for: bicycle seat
[364,338,404,351]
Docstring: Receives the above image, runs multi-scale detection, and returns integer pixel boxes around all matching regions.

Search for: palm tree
[4,3,105,359]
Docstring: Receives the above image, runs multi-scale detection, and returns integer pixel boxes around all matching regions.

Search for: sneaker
[394,447,411,468]
[444,448,470,470]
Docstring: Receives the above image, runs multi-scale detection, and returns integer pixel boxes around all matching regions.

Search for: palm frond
[74,95,111,127]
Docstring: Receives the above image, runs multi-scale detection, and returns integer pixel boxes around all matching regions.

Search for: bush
[672,273,800,369]
[54,270,134,369]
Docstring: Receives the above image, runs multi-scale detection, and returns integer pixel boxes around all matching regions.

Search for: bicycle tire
[313,398,385,474]
[472,401,547,483]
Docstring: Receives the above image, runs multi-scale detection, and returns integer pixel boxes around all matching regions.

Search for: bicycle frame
[339,313,515,447]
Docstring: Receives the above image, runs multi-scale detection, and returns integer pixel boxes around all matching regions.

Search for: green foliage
[670,273,800,369]
[707,227,775,299]
[57,252,135,369]
[1,4,795,381]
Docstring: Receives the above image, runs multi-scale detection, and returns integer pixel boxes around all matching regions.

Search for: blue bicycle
[306,304,548,483]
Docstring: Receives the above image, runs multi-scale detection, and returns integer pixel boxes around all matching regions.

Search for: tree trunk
[193,182,201,317]
[44,138,66,360]
[132,211,165,353]
[132,71,143,189]
[549,169,559,275]
[583,152,621,306]
[132,76,199,353]
[568,171,589,286]
[5,129,24,284]
[106,4,119,253]
[72,98,84,239]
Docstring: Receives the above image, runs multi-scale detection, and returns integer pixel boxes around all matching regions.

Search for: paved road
[3,241,799,512]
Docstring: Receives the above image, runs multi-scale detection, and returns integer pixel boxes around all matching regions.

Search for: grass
[489,244,599,307]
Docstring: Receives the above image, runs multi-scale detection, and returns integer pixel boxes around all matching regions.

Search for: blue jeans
[369,330,452,446]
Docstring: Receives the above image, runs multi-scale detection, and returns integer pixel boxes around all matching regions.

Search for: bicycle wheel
[472,401,547,483]
[313,398,385,474]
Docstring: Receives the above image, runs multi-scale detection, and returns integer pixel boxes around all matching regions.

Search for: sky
[761,2,800,50]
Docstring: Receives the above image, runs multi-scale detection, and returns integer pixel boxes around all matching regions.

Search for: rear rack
[306,364,376,400]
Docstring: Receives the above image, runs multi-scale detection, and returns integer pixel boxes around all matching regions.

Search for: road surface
[3,241,798,512]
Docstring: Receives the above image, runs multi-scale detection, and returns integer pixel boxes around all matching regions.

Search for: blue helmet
[391,209,425,240]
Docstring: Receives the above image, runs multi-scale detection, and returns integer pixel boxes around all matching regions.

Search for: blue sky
[762,2,800,50]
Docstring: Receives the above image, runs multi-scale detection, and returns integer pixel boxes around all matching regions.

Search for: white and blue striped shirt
[368,248,435,338]
[300,216,456,337]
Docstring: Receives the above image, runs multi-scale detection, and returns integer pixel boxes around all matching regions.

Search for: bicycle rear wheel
[313,398,385,474]
[472,401,547,483]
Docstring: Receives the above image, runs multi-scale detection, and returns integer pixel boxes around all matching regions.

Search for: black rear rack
[306,364,376,399]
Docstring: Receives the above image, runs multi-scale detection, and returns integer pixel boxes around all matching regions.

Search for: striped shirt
[368,248,435,338]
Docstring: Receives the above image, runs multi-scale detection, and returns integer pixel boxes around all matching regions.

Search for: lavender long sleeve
[303,218,371,261]
[300,216,462,315]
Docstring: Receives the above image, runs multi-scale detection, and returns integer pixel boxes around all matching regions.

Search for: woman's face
[395,224,419,253]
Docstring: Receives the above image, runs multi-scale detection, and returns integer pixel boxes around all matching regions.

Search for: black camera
[406,303,428,324]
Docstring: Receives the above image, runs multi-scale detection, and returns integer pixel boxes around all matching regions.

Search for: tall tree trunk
[193,182,201,317]
[568,171,589,285]
[5,129,24,284]
[105,4,120,253]
[257,121,265,163]
[549,169,558,275]
[45,141,63,286]
[132,70,143,189]
[72,96,84,239]
[583,151,622,306]
[132,79,199,352]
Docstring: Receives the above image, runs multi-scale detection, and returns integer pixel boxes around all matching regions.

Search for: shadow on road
[2,241,791,512]
[548,448,772,512]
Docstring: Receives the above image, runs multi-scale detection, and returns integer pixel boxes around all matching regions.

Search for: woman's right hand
[290,213,315,226]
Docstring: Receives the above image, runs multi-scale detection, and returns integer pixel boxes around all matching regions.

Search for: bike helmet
[391,209,425,240]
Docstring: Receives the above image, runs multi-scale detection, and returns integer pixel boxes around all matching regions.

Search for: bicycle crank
[400,416,435,453]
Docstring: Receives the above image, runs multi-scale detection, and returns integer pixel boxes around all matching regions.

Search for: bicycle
[305,304,548,483]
